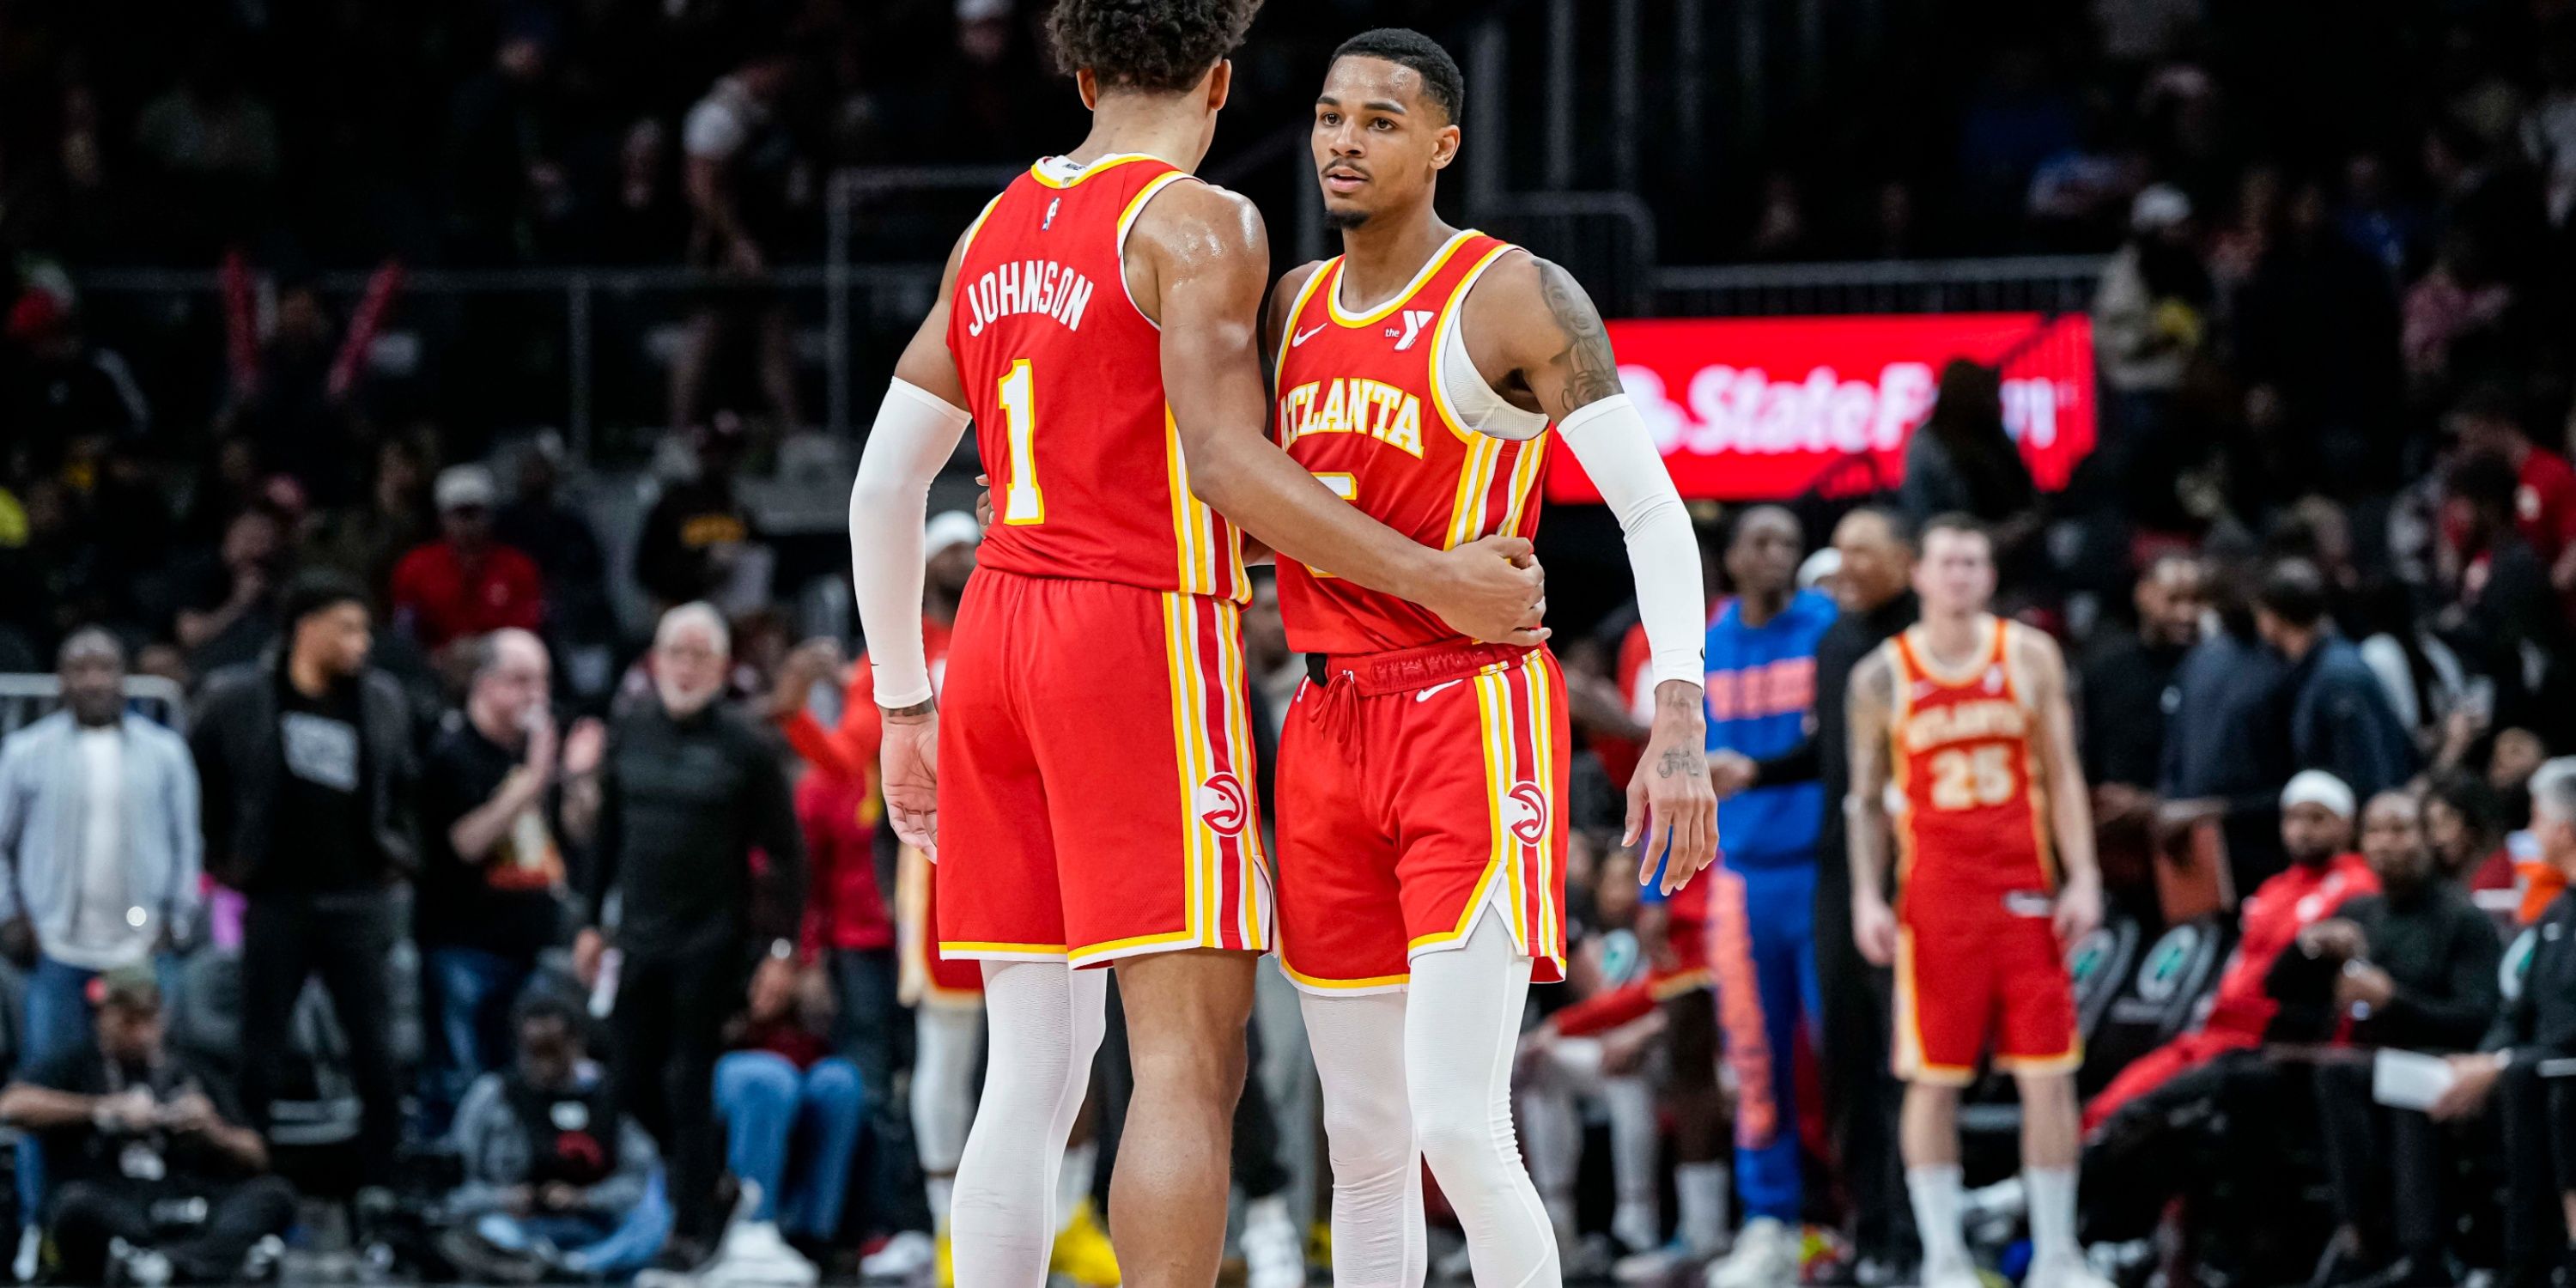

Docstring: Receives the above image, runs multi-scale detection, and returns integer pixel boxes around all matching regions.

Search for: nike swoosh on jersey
[1291,325,1327,347]
[1415,679,1465,702]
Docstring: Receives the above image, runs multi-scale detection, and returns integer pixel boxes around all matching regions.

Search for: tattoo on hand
[1656,745,1704,779]
[1538,262,1622,417]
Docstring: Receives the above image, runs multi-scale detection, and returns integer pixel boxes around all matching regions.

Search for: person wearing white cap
[388,464,547,652]
[2069,769,2382,1252]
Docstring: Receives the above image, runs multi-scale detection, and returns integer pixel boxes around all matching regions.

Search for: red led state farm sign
[1546,313,2098,504]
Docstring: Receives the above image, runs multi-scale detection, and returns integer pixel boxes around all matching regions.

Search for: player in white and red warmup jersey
[1265,29,1718,1287]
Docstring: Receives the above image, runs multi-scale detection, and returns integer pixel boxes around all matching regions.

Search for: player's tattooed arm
[1467,253,1627,420]
[2018,627,2103,941]
[1844,648,1901,965]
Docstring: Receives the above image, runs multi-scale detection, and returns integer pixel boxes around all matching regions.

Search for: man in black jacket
[2275,789,2500,1288]
[568,603,803,1270]
[190,570,415,1163]
[1716,505,1918,1275]
[2432,756,2576,1288]
[2255,560,2417,801]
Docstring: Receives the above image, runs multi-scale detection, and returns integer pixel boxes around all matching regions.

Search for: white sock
[951,963,1107,1286]
[1246,1194,1291,1232]
[2026,1167,2078,1267]
[1908,1164,1968,1271]
[1602,1075,1661,1234]
[927,1177,955,1231]
[1676,1162,1729,1255]
[1055,1141,1097,1231]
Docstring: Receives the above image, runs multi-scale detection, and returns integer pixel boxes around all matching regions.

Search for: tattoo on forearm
[1537,261,1622,417]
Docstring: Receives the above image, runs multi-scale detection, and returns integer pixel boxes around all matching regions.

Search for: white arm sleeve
[850,378,973,708]
[1557,395,1705,690]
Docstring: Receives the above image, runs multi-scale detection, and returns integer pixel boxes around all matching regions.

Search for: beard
[1324,206,1370,231]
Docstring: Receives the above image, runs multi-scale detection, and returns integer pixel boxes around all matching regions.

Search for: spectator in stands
[1698,505,1837,1286]
[2093,185,2208,519]
[301,436,432,610]
[416,629,602,1132]
[390,465,547,654]
[2160,537,2296,886]
[174,507,286,677]
[2280,788,2501,1288]
[0,965,292,1285]
[2431,756,2576,1288]
[2077,773,2379,1268]
[2447,387,2576,592]
[494,434,614,679]
[1,289,148,477]
[2231,177,2403,494]
[2425,769,2517,894]
[711,949,862,1278]
[2080,551,2202,805]
[443,15,574,265]
[671,51,805,435]
[1740,504,1919,1275]
[595,119,689,265]
[568,602,804,1273]
[1900,360,2038,550]
[2439,452,2567,744]
[191,570,414,1163]
[635,420,762,613]
[438,994,668,1284]
[2255,558,2418,799]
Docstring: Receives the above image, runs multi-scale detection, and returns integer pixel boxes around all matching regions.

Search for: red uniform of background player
[1845,514,2108,1288]
[842,4,1550,1283]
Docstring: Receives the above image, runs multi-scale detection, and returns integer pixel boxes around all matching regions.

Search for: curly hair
[1046,0,1263,94]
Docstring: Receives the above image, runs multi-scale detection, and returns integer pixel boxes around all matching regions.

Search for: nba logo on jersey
[1042,197,1060,230]
[1388,308,1435,350]
[1983,665,2005,693]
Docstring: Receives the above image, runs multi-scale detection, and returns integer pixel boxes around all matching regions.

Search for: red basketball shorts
[1273,642,1569,993]
[1893,881,2080,1084]
[934,569,1272,969]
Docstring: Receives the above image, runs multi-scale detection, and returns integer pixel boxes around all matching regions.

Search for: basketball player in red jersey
[843,4,1550,1285]
[1845,514,2109,1288]
[1265,30,1718,1286]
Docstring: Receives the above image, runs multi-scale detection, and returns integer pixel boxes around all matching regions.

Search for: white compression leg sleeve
[1409,912,1563,1288]
[1298,988,1427,1288]
[951,963,1107,1287]
[912,1001,985,1228]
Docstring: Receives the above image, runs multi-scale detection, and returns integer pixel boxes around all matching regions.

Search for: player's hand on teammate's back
[880,710,941,856]
[1851,892,1899,967]
[1422,534,1550,646]
[1628,680,1716,894]
[2051,870,2103,945]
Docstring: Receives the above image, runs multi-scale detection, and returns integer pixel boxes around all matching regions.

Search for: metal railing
[1653,255,2109,318]
[0,676,189,739]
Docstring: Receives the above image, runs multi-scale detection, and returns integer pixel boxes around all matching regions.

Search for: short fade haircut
[1332,27,1466,125]
[2253,557,2330,629]
[1047,0,1263,94]
[2530,756,2576,828]
[1916,512,1990,553]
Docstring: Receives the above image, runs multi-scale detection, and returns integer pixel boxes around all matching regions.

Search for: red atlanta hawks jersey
[1884,617,2055,895]
[1271,230,1546,655]
[945,153,1248,602]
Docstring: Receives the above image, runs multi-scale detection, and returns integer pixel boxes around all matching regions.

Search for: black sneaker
[634,1236,718,1288]
[435,1227,544,1285]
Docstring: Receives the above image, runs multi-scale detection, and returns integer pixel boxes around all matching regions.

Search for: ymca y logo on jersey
[1388,308,1435,350]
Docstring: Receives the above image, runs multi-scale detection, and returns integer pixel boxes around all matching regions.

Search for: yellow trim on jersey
[1116,171,1193,244]
[1280,959,1413,993]
[1995,1048,2085,1076]
[1527,657,1560,962]
[1163,593,1213,946]
[957,192,1007,260]
[1426,242,1527,445]
[1272,260,1340,400]
[1410,668,1519,956]
[1891,929,1976,1084]
[1901,615,2003,688]
[1069,929,1200,966]
[1209,600,1269,950]
[1499,434,1549,538]
[1444,434,1506,550]
[1327,228,1481,328]
[1649,969,1714,1000]
[940,940,1070,957]
[1028,152,1162,190]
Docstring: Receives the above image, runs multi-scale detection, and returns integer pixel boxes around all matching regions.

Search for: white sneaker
[1242,1197,1304,1288]
[860,1230,935,1281]
[1705,1218,1797,1288]
[1609,1204,1663,1259]
[108,1237,173,1288]
[702,1221,818,1288]
[1618,1240,1715,1284]
[2025,1252,2115,1288]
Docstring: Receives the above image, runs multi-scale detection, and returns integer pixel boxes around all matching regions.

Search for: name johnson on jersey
[962,258,1097,337]
[1277,377,1426,459]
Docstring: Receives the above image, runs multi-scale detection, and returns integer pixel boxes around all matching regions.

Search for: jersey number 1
[998,359,1044,526]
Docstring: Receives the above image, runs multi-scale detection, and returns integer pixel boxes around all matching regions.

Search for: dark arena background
[2,0,2574,1285]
